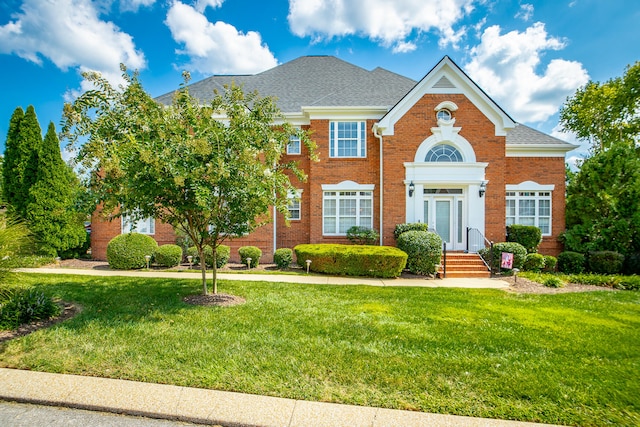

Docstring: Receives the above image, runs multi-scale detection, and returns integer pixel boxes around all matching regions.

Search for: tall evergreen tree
[26,122,87,256]
[3,107,25,214]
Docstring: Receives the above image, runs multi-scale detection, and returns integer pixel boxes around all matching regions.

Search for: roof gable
[375,56,516,136]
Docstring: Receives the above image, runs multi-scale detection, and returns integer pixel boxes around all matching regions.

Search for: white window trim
[322,181,374,236]
[287,134,301,155]
[287,189,302,221]
[506,182,553,236]
[122,215,155,235]
[329,121,367,158]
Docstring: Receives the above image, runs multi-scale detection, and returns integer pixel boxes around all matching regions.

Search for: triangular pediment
[374,56,515,137]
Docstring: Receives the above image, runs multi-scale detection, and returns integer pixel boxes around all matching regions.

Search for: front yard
[1,274,638,426]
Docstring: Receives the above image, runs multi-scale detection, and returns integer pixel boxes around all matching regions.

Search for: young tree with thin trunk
[62,66,316,294]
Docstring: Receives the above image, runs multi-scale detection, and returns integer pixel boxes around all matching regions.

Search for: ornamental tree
[62,66,316,294]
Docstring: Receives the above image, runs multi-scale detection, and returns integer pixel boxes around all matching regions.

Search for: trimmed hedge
[273,248,293,269]
[396,230,442,275]
[107,233,158,270]
[507,224,542,253]
[239,246,262,268]
[480,242,527,272]
[523,253,545,272]
[543,255,557,272]
[294,244,407,278]
[186,245,230,268]
[558,251,585,274]
[154,244,183,268]
[346,226,379,245]
[587,251,624,275]
[393,223,429,240]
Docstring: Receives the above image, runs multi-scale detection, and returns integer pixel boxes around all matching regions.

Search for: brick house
[90,55,574,262]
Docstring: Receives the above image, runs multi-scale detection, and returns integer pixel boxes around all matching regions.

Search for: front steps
[438,252,491,278]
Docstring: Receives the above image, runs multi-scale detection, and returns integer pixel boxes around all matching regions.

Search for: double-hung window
[329,121,366,158]
[122,214,155,235]
[287,135,301,155]
[506,190,552,235]
[287,190,302,220]
[322,182,373,235]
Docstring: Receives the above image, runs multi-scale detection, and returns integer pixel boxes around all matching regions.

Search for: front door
[423,189,465,250]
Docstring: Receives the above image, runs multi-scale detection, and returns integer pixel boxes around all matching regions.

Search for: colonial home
[90,55,573,270]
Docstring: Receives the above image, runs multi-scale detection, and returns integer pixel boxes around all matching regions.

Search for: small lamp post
[513,268,520,284]
[187,255,193,270]
[145,255,151,270]
[246,257,252,269]
[306,259,312,274]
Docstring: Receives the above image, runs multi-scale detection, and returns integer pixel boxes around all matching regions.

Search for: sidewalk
[0,368,563,427]
[17,267,510,289]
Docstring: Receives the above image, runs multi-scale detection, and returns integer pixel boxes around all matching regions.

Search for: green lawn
[1,274,639,426]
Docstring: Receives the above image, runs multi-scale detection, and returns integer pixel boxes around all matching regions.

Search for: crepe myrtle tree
[62,65,316,294]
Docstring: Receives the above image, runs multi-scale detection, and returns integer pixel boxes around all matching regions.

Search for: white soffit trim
[322,181,375,191]
[302,106,389,120]
[376,56,515,137]
[507,181,555,191]
[506,144,576,157]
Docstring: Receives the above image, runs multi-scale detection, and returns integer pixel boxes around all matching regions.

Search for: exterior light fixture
[246,257,252,269]
[408,181,415,197]
[145,255,151,269]
[187,255,193,269]
[306,259,312,274]
[479,181,487,198]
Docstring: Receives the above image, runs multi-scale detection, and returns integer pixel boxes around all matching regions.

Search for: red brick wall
[505,156,566,256]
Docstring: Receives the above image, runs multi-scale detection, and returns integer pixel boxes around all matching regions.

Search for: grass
[1,274,639,426]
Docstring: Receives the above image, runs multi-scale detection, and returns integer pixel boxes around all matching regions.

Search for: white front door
[423,189,465,250]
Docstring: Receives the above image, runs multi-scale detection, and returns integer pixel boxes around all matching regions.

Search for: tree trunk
[197,246,208,294]
[212,248,218,294]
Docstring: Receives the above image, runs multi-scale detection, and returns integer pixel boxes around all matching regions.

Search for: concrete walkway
[17,267,509,289]
[1,267,555,426]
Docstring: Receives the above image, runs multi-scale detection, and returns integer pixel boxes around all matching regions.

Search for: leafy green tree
[3,107,25,215]
[560,61,640,151]
[25,122,87,257]
[564,144,640,256]
[62,66,316,294]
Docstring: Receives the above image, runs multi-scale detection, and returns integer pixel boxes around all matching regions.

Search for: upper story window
[425,144,463,162]
[436,109,452,121]
[287,135,301,155]
[329,121,366,158]
[122,215,155,235]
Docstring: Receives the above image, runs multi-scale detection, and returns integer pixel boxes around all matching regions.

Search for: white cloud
[392,41,417,54]
[165,1,278,75]
[194,0,224,13]
[119,0,156,12]
[287,0,475,51]
[0,0,146,91]
[465,22,589,123]
[515,3,534,21]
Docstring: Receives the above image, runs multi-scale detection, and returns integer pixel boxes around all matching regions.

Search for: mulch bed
[0,301,81,343]
[183,293,246,307]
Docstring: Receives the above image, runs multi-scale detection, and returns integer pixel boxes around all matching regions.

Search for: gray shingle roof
[155,56,417,113]
[506,123,574,147]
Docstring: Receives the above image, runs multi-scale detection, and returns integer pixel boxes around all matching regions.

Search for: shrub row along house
[90,55,574,262]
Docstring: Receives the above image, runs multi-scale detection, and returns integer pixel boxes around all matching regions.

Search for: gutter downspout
[373,124,384,246]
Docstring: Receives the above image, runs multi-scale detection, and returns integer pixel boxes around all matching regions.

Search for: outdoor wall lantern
[479,181,487,198]
[408,181,415,197]
[145,255,151,269]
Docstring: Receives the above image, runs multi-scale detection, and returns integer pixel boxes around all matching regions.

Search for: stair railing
[466,227,494,276]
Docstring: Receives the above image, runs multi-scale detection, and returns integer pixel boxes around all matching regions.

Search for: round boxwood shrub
[154,244,183,268]
[624,253,640,275]
[107,233,158,270]
[274,248,293,269]
[393,223,429,240]
[557,251,585,274]
[396,230,442,275]
[523,253,545,272]
[587,251,624,275]
[507,224,542,253]
[543,255,557,272]
[186,245,230,268]
[239,246,262,268]
[346,226,379,245]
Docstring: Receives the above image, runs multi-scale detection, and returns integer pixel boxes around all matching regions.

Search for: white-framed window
[287,135,301,155]
[122,215,155,235]
[506,190,552,236]
[287,190,302,220]
[322,182,373,235]
[329,121,366,158]
[425,144,463,162]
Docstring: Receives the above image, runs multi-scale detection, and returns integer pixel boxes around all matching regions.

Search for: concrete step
[438,252,491,278]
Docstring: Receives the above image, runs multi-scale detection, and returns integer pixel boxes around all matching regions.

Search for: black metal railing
[466,227,494,276]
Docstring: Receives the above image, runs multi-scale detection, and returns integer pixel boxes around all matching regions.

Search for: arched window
[425,144,463,162]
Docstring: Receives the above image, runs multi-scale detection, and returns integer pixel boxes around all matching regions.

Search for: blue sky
[1,0,638,164]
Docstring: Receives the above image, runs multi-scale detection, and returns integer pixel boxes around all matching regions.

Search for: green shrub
[557,251,585,274]
[543,255,557,272]
[566,273,618,287]
[480,242,527,272]
[615,275,640,291]
[393,223,429,240]
[153,244,183,268]
[294,244,407,278]
[346,226,379,245]
[0,288,61,330]
[623,253,640,275]
[587,251,625,275]
[106,233,158,270]
[543,276,564,288]
[523,253,545,272]
[396,230,442,275]
[239,246,262,268]
[273,248,293,269]
[507,225,542,253]
[186,245,229,268]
